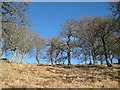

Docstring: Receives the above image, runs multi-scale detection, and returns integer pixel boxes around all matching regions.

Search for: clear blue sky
[23,2,111,64]
[27,2,111,39]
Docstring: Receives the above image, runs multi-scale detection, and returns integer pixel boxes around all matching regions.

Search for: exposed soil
[0,60,119,88]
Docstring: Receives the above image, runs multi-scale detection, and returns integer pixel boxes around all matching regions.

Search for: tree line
[0,2,120,67]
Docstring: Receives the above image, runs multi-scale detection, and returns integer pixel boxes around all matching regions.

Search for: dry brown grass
[0,60,119,88]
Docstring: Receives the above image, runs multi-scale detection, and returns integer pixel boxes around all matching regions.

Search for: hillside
[0,60,119,88]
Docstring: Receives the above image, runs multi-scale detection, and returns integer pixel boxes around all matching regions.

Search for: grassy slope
[0,60,119,88]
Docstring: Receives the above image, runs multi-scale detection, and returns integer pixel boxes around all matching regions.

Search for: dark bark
[36,50,40,64]
[67,34,71,66]
[89,53,92,65]
[118,58,120,64]
[84,54,87,64]
[89,57,92,65]
[108,52,114,64]
[50,49,54,65]
[101,37,112,67]
[109,55,113,64]
[100,54,103,65]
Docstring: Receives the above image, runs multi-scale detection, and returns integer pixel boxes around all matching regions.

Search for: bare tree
[1,2,30,61]
[46,37,66,65]
[60,19,77,66]
[33,32,45,64]
[74,17,117,66]
[90,17,116,67]
[75,17,98,65]
[110,2,120,64]
[2,22,20,62]
[18,27,34,63]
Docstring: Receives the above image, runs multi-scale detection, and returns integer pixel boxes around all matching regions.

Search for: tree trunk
[10,50,17,63]
[94,56,97,64]
[67,35,71,66]
[50,51,53,65]
[21,51,26,64]
[68,51,71,65]
[15,51,20,63]
[101,37,112,67]
[36,50,40,64]
[89,53,92,65]
[109,55,114,64]
[89,57,92,65]
[84,54,87,64]
[118,58,120,64]
[100,54,103,65]
[0,48,4,59]
[110,58,113,64]
[92,52,97,65]
[50,57,53,65]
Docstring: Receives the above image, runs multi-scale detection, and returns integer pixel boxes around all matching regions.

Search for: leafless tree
[60,19,77,66]
[33,32,45,64]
